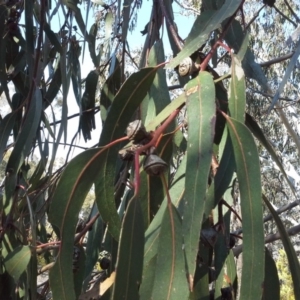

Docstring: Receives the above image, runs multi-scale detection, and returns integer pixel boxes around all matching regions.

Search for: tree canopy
[0,0,300,299]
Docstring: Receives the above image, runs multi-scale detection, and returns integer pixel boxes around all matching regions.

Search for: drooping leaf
[225,20,269,91]
[88,23,99,67]
[144,154,186,267]
[183,71,216,283]
[0,112,16,162]
[228,34,247,123]
[24,0,34,79]
[4,89,42,213]
[264,247,280,300]
[83,203,104,291]
[151,203,189,299]
[95,67,157,240]
[80,70,98,141]
[204,128,235,218]
[263,195,300,299]
[167,0,242,69]
[3,246,31,282]
[99,58,121,123]
[111,197,144,300]
[121,0,133,42]
[49,148,99,300]
[226,116,264,299]
[139,255,157,300]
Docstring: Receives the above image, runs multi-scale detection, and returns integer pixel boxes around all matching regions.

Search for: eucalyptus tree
[0,0,300,299]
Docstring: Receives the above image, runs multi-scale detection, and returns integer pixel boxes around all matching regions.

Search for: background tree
[0,0,300,299]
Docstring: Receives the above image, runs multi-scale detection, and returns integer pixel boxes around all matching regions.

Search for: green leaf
[167,0,242,69]
[104,10,113,45]
[112,197,144,300]
[88,23,100,67]
[183,71,216,281]
[24,0,34,78]
[83,203,104,291]
[80,71,98,141]
[0,112,16,162]
[146,92,186,132]
[228,36,247,123]
[226,250,237,297]
[121,0,133,41]
[264,248,280,300]
[95,67,157,240]
[263,195,300,299]
[99,59,121,122]
[3,246,31,281]
[139,255,157,300]
[4,89,42,213]
[49,148,108,300]
[225,20,269,91]
[144,154,186,267]
[226,117,264,300]
[204,129,235,218]
[151,204,189,299]
[146,41,171,123]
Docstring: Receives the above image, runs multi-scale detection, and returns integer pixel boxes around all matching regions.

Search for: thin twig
[283,0,300,23]
[245,4,265,30]
[273,4,297,27]
[259,51,294,67]
[233,224,300,257]
[173,0,200,15]
[158,0,183,51]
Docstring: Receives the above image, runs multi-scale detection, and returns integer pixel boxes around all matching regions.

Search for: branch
[158,0,183,51]
[250,88,298,102]
[40,106,100,128]
[245,4,265,30]
[273,4,297,27]
[233,224,300,257]
[233,199,300,237]
[283,0,300,23]
[259,51,294,67]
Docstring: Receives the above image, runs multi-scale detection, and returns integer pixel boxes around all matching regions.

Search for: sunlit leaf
[183,71,216,282]
[228,35,247,122]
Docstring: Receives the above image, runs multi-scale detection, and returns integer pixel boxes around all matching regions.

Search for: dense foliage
[0,0,300,299]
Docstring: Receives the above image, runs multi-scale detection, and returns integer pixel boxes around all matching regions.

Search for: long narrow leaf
[263,195,300,299]
[183,71,216,285]
[151,204,189,299]
[112,197,144,300]
[95,67,157,240]
[167,0,242,69]
[226,116,264,299]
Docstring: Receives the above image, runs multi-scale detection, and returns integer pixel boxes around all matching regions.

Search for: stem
[133,107,182,196]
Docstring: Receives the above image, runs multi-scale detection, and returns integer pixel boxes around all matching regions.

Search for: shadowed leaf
[226,116,264,299]
[3,246,31,281]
